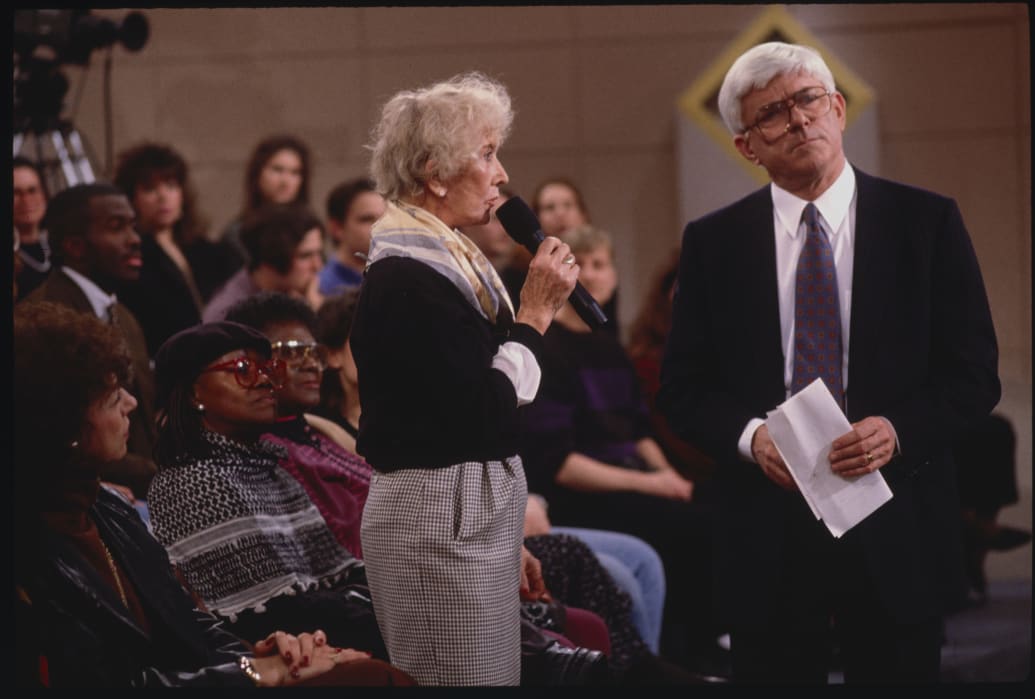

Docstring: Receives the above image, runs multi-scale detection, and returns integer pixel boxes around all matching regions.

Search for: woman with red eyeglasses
[146,321,412,685]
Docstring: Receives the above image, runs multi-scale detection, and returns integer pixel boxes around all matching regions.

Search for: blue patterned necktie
[791,203,844,409]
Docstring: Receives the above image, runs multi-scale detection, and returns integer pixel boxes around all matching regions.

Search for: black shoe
[523,642,610,686]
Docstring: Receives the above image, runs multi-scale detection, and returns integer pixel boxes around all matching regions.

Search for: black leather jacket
[16,488,257,687]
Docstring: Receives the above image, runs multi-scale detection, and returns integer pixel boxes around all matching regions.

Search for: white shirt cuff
[492,341,542,406]
[738,417,766,462]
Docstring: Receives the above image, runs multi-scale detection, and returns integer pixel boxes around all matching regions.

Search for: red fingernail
[284,652,293,663]
[302,655,310,667]
[291,668,301,680]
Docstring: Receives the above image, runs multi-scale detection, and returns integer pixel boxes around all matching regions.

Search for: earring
[431,185,446,198]
[194,403,206,414]
[70,440,79,449]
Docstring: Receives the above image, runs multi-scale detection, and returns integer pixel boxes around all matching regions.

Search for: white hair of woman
[369,71,514,201]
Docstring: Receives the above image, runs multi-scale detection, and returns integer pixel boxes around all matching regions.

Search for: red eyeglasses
[200,356,286,389]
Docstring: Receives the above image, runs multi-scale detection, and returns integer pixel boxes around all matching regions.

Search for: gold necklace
[99,538,129,609]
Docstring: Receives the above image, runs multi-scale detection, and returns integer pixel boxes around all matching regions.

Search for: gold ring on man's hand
[865,451,874,464]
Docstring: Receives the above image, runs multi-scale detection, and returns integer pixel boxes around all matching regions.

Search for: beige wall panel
[576,38,726,148]
[832,25,1016,134]
[109,8,365,61]
[794,2,1025,28]
[581,149,678,339]
[365,48,580,152]
[62,63,160,177]
[362,6,574,49]
[574,4,765,37]
[883,135,1028,382]
[190,161,247,240]
[153,57,365,167]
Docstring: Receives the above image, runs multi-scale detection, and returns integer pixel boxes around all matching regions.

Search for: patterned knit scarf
[366,200,515,323]
[147,430,362,621]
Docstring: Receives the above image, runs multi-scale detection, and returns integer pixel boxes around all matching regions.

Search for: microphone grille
[495,195,542,249]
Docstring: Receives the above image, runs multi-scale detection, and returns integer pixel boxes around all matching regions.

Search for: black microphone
[495,195,608,329]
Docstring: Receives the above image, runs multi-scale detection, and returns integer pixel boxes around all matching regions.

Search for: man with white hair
[658,42,1000,683]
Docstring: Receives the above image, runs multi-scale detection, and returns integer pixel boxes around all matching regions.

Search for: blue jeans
[554,526,665,653]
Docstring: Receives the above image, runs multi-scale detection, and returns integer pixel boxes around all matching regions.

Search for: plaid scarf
[366,200,514,323]
[147,430,362,621]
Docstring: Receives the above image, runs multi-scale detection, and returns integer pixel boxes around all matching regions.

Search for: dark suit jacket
[657,168,1000,627]
[23,269,159,497]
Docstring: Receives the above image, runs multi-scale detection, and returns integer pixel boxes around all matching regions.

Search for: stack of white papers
[766,378,893,538]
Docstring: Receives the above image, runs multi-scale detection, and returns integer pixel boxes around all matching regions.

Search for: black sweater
[351,257,544,472]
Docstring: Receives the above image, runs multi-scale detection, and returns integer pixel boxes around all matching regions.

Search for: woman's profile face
[435,133,508,229]
[536,183,586,239]
[80,380,138,464]
[133,176,183,234]
[192,349,278,438]
[259,148,304,204]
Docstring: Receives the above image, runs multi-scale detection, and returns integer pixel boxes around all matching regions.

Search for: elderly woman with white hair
[351,72,580,685]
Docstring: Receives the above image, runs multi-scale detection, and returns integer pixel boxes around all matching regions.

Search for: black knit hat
[154,321,271,410]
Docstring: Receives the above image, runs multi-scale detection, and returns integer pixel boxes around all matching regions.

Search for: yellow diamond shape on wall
[679,4,875,184]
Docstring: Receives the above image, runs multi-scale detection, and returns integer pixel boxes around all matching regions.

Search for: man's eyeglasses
[271,340,329,370]
[201,357,286,389]
[744,86,833,141]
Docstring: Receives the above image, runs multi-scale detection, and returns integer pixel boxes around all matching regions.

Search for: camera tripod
[14,122,99,194]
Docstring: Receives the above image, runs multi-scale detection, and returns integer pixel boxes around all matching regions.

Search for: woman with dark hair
[14,302,391,688]
[531,176,590,239]
[113,142,240,355]
[145,320,407,681]
[221,134,312,265]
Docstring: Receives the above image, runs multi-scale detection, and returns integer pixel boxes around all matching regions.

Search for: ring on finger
[562,253,576,266]
[865,450,874,464]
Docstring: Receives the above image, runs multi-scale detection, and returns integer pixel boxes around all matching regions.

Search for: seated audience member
[14,302,410,688]
[220,134,313,267]
[953,412,1032,604]
[519,224,721,672]
[13,156,51,300]
[626,248,715,482]
[224,292,615,684]
[113,142,240,354]
[146,321,387,660]
[318,178,386,296]
[202,202,324,322]
[21,183,158,499]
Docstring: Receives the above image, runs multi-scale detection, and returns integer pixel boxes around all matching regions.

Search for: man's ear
[734,133,761,166]
[327,219,345,244]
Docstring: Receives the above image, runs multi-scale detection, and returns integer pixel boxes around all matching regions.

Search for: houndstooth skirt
[360,455,527,686]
